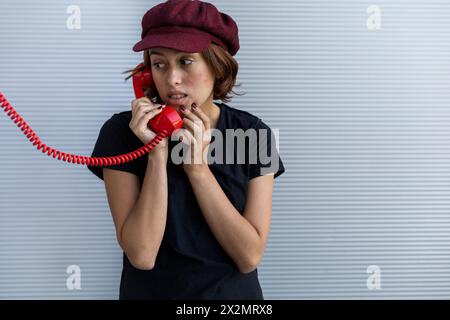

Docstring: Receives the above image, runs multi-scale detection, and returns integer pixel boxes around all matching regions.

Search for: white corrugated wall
[1,0,450,299]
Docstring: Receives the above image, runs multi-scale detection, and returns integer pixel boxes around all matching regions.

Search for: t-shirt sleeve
[87,115,141,181]
[248,118,286,180]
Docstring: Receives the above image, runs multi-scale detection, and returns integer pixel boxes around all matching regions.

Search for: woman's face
[149,47,215,111]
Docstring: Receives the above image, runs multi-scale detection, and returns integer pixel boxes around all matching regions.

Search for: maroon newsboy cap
[132,0,240,56]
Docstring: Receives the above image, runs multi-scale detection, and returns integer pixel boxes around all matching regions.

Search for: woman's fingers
[191,103,211,131]
[131,97,151,110]
[182,117,203,136]
[132,97,164,115]
[138,107,163,129]
[181,106,213,145]
[181,106,205,130]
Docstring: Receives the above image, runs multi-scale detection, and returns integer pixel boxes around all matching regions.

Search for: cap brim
[133,32,211,53]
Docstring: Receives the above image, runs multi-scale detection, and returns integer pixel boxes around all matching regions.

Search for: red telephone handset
[132,63,183,136]
[0,63,184,167]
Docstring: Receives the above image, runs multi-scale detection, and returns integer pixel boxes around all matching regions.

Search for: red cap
[132,0,240,56]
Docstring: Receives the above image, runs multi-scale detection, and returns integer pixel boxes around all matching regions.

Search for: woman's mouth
[167,94,188,105]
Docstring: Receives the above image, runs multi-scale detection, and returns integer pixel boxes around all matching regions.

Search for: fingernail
[158,105,163,109]
[192,103,197,109]
[180,105,186,111]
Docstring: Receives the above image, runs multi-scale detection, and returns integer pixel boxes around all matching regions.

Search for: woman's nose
[166,68,183,86]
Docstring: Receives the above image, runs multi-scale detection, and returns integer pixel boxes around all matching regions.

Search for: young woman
[88,0,285,300]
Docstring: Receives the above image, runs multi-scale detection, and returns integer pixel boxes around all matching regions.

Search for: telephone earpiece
[132,63,153,99]
[132,63,183,136]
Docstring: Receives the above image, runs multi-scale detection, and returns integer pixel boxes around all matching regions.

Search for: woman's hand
[177,102,212,176]
[129,97,169,161]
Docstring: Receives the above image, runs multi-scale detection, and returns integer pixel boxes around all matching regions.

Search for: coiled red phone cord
[0,92,167,167]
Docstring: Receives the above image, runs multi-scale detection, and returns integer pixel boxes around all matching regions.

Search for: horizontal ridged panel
[1,0,450,299]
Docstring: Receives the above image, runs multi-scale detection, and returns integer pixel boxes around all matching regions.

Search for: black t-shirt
[87,102,285,300]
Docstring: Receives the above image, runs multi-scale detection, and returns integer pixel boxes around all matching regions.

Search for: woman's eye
[181,59,193,65]
[152,59,192,69]
[152,62,164,69]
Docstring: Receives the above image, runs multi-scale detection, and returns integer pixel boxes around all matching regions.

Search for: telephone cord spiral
[0,92,167,167]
